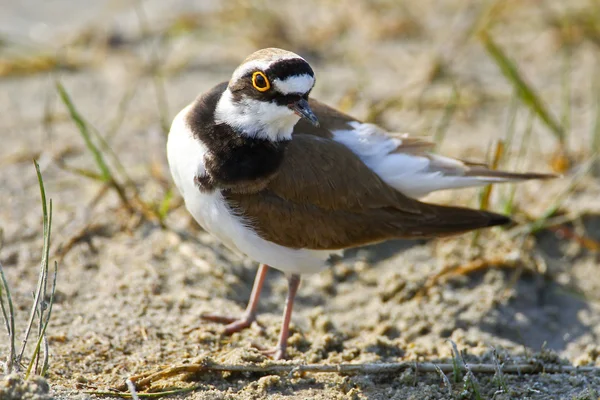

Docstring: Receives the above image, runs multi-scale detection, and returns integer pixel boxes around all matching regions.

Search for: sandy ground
[1,0,600,399]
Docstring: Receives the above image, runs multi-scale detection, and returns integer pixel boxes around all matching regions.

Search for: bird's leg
[261,274,301,360]
[201,264,269,334]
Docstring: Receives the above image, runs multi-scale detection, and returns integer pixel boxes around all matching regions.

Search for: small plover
[167,48,555,359]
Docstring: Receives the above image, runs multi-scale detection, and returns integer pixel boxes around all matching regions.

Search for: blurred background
[1,0,600,398]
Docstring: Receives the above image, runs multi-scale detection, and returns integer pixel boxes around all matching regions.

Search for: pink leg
[265,274,301,360]
[202,264,269,334]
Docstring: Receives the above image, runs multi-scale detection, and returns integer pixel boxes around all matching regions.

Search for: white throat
[214,88,300,141]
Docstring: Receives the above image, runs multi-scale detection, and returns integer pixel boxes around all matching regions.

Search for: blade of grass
[0,262,16,373]
[55,163,107,181]
[501,89,520,169]
[479,31,566,146]
[135,1,171,134]
[35,196,51,375]
[106,82,139,141]
[25,260,58,379]
[462,364,483,400]
[434,364,453,397]
[499,90,520,213]
[56,82,111,182]
[18,161,52,364]
[479,140,505,211]
[56,81,133,187]
[491,347,508,393]
[592,62,600,154]
[472,140,505,246]
[158,188,173,222]
[90,125,136,190]
[502,111,535,215]
[448,339,463,383]
[518,154,597,234]
[56,82,136,214]
[561,47,572,136]
[0,264,12,337]
[433,82,460,149]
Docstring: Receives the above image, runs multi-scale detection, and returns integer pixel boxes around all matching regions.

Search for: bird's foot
[252,342,287,360]
[200,312,260,335]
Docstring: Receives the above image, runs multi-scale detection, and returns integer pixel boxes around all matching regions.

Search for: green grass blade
[561,47,572,136]
[26,260,58,379]
[18,160,51,363]
[480,31,566,145]
[434,83,460,149]
[91,125,136,187]
[501,89,520,167]
[503,111,534,215]
[56,164,107,181]
[527,154,597,233]
[448,339,463,383]
[0,268,11,335]
[592,64,600,153]
[56,81,112,182]
[0,262,16,373]
[35,198,52,373]
[158,188,173,222]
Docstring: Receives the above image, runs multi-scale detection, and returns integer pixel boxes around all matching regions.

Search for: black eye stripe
[272,94,303,106]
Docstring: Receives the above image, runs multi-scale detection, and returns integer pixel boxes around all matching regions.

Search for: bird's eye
[252,71,270,92]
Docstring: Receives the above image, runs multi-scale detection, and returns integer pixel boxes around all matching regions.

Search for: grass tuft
[56,81,169,228]
[0,262,16,373]
[491,347,508,394]
[1,161,58,377]
[461,365,483,400]
[448,340,463,383]
[479,31,566,147]
[56,81,112,183]
[592,63,600,155]
[525,155,597,234]
[433,363,453,397]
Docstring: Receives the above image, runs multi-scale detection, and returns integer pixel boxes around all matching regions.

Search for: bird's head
[215,48,318,141]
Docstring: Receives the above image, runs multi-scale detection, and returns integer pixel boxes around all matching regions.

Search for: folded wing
[294,99,557,198]
[225,135,510,250]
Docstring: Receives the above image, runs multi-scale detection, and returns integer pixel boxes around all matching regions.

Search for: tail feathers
[463,165,559,182]
[385,153,560,198]
[407,204,512,238]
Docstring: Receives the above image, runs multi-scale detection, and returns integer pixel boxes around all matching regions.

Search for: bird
[166,48,556,360]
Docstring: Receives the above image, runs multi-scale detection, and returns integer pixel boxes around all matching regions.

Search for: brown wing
[295,99,437,154]
[293,99,356,139]
[224,135,509,250]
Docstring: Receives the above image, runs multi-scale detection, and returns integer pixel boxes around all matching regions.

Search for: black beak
[288,98,319,127]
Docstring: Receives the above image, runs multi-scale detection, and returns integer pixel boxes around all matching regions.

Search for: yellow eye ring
[252,71,270,92]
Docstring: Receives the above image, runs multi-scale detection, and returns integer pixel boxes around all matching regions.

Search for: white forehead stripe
[273,74,315,95]
[231,60,273,82]
[230,52,310,85]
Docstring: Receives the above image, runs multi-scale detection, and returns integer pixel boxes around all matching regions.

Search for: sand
[1,0,600,399]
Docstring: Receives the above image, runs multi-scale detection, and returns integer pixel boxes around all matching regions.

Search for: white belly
[166,105,333,275]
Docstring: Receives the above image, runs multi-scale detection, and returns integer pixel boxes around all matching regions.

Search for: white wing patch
[332,121,493,198]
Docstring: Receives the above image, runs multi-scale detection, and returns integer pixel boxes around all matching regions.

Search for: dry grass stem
[93,359,600,396]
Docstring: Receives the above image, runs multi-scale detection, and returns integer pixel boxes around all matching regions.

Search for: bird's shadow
[341,239,426,265]
[478,212,600,352]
